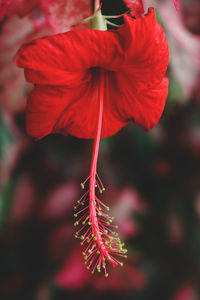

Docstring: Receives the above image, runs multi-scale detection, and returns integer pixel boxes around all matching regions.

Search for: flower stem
[90,0,107,30]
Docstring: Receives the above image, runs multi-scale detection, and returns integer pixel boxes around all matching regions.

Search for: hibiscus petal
[15,29,125,86]
[119,9,169,89]
[110,77,169,132]
[15,8,169,139]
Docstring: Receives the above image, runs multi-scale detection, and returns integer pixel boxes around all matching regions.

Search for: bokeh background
[0,0,200,299]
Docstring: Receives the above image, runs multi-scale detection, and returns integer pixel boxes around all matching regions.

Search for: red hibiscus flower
[15,5,169,276]
[15,8,169,140]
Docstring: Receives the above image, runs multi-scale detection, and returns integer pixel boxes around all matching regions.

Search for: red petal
[15,8,169,139]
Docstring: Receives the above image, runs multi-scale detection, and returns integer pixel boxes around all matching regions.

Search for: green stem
[90,0,107,30]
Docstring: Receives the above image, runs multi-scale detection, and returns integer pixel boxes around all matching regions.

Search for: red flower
[15,8,169,140]
[15,7,169,275]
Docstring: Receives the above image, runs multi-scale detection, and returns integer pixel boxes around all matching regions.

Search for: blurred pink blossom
[112,188,147,238]
[0,16,33,113]
[10,175,36,222]
[0,0,38,20]
[180,0,200,35]
[39,0,91,33]
[159,1,200,100]
[39,181,79,220]
[171,284,197,300]
[54,247,90,289]
[55,245,147,291]
[123,0,179,16]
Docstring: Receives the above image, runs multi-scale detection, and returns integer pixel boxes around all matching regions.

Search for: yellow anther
[86,266,90,270]
[80,242,84,245]
[99,207,102,211]
[97,250,100,255]
[94,201,97,205]
[82,221,85,225]
[99,232,102,236]
[103,258,106,261]
[115,225,119,229]
[100,190,103,194]
[91,271,94,275]
[77,200,80,204]
[105,273,108,278]
[107,256,111,260]
[81,183,84,189]
[120,262,123,267]
[102,187,105,192]
[74,206,77,209]
[84,256,87,260]
[81,202,84,206]
[81,235,84,240]
[87,238,90,243]
[74,221,79,226]
[106,222,110,225]
[74,214,77,217]
[88,249,92,254]
[93,237,97,241]
[88,221,92,226]
[106,206,110,211]
[105,241,108,245]
[98,212,102,216]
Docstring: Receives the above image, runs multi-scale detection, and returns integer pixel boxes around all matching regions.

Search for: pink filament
[89,69,116,265]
